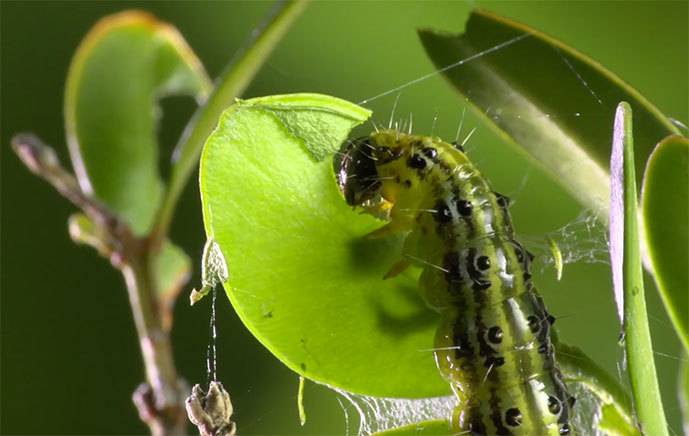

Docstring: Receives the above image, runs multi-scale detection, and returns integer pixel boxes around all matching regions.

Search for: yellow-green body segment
[337,130,574,435]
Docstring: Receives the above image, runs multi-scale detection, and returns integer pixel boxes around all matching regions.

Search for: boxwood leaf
[155,241,191,331]
[65,10,211,235]
[680,357,689,432]
[640,135,689,352]
[418,10,679,221]
[199,93,452,398]
[610,102,668,436]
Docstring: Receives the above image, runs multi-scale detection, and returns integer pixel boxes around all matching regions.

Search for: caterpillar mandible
[336,129,576,435]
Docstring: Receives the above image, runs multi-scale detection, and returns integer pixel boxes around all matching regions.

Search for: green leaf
[200,93,452,398]
[238,94,373,161]
[418,10,679,222]
[640,135,689,352]
[598,404,639,436]
[155,241,191,331]
[610,102,668,436]
[373,420,451,436]
[65,10,211,235]
[680,356,689,433]
[556,343,637,435]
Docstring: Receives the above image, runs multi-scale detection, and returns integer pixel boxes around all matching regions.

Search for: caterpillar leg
[383,259,411,279]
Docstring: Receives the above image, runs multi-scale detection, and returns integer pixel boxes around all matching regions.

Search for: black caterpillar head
[335,136,383,206]
[335,130,430,206]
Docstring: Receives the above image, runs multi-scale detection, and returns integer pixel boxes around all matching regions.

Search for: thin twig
[12,134,125,256]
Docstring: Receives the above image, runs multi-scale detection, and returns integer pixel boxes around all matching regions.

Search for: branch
[12,133,187,435]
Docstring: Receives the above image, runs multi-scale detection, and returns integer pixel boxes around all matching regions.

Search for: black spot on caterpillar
[336,130,574,435]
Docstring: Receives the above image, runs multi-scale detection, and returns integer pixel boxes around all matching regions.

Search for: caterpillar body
[336,130,575,435]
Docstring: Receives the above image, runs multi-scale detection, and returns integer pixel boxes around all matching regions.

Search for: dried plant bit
[191,238,229,306]
[190,285,212,306]
[185,381,236,436]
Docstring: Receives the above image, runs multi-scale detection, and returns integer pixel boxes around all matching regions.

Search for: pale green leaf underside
[65,11,211,235]
[612,103,669,436]
[199,93,452,398]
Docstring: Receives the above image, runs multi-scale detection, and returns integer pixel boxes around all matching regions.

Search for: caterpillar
[335,129,576,435]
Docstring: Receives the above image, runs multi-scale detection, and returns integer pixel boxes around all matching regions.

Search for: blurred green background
[2,1,687,434]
